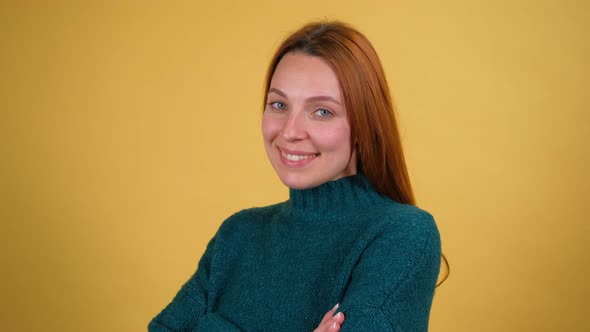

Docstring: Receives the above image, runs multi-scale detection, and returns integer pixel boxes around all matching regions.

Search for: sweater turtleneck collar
[287,173,386,219]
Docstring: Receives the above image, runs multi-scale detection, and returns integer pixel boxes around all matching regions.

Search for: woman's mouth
[279,148,319,166]
[281,151,319,161]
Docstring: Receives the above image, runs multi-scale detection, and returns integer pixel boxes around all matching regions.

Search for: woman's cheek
[262,115,284,142]
[314,124,351,151]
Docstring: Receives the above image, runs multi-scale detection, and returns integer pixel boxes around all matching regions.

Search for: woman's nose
[280,111,307,141]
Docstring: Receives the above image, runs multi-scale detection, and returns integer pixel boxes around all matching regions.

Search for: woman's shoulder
[226,201,286,222]
[365,200,441,259]
[372,199,438,234]
[215,201,287,236]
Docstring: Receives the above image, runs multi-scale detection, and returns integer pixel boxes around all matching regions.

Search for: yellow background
[1,1,588,331]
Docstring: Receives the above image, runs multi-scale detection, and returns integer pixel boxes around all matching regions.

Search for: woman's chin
[278,174,319,190]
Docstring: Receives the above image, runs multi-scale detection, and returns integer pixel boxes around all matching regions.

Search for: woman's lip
[278,147,319,166]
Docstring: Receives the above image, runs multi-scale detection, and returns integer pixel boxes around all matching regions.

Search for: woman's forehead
[269,52,342,102]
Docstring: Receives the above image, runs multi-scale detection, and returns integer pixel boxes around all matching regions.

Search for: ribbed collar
[286,173,385,220]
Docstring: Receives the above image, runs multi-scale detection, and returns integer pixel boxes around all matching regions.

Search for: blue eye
[314,108,333,117]
[269,102,286,110]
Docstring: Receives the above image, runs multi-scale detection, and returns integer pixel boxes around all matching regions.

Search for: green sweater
[149,174,441,331]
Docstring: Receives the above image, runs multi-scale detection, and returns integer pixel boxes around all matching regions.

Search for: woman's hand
[313,304,345,332]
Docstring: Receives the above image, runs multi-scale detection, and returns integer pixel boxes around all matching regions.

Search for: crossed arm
[149,216,440,332]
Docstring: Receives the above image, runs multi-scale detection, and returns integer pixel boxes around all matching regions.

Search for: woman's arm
[148,237,242,332]
[336,211,442,332]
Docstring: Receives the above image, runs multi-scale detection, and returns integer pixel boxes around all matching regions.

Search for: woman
[149,21,446,332]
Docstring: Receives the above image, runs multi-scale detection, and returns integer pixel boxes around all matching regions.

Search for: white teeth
[281,151,317,161]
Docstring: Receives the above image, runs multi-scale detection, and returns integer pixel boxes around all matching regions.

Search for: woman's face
[262,52,357,190]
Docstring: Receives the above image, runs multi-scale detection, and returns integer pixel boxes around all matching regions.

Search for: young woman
[149,21,446,332]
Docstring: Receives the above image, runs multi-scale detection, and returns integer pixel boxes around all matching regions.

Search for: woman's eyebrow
[268,88,287,98]
[306,96,341,105]
[268,88,341,105]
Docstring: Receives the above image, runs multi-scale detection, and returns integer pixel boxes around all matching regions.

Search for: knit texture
[149,174,441,331]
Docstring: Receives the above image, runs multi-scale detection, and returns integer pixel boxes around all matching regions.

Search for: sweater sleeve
[338,211,442,332]
[148,236,242,332]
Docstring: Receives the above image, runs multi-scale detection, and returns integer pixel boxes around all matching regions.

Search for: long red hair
[264,21,449,286]
[263,21,414,205]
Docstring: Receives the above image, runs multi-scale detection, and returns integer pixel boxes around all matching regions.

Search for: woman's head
[262,51,357,190]
[262,21,415,205]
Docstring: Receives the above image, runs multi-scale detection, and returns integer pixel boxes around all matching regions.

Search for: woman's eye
[269,102,286,110]
[314,108,333,117]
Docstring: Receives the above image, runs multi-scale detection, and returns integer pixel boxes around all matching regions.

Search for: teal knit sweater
[149,174,441,331]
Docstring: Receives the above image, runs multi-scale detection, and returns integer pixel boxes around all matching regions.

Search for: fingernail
[331,322,337,329]
[333,312,342,320]
[332,303,339,310]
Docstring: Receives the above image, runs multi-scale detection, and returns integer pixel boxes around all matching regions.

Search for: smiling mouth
[280,150,319,162]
